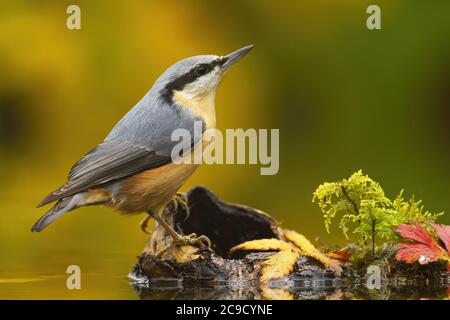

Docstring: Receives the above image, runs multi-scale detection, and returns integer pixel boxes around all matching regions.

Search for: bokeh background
[0,0,449,299]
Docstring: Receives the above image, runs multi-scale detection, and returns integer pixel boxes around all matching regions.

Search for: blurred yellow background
[0,0,449,299]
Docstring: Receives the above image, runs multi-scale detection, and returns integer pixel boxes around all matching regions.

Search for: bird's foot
[171,193,190,221]
[173,233,211,248]
[140,215,151,234]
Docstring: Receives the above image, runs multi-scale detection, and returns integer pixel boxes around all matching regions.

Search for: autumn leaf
[230,239,301,283]
[283,230,342,275]
[394,222,450,266]
[431,223,450,252]
[229,231,342,284]
[326,247,352,262]
[259,250,301,284]
[229,239,292,254]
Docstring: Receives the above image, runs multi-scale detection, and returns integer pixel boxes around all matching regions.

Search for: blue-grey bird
[32,45,253,246]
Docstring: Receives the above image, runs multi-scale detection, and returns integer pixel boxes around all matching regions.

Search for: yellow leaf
[229,238,300,283]
[229,238,292,254]
[260,250,301,283]
[229,233,342,284]
[283,229,342,275]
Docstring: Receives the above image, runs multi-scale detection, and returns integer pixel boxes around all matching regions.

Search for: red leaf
[394,222,436,247]
[394,222,449,265]
[431,223,450,253]
[396,243,443,264]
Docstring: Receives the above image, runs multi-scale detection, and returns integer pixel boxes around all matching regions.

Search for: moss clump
[313,170,443,254]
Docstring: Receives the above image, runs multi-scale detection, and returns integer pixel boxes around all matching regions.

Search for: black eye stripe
[193,64,210,76]
[161,59,223,102]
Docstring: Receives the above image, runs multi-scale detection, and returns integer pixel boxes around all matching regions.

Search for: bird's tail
[31,194,84,232]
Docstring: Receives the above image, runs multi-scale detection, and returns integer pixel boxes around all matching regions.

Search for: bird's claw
[172,193,190,222]
[140,215,151,234]
[174,233,211,248]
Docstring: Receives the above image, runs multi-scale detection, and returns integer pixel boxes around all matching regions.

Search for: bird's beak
[221,45,253,70]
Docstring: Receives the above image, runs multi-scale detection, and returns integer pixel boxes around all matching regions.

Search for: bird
[32,45,253,247]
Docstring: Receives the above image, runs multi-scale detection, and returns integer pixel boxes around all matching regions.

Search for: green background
[0,0,449,298]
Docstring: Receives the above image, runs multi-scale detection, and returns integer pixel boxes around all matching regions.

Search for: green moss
[313,170,443,254]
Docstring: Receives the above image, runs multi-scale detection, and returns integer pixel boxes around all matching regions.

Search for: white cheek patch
[182,66,222,99]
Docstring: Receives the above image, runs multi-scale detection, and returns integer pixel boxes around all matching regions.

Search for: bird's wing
[37,141,169,207]
[38,119,204,207]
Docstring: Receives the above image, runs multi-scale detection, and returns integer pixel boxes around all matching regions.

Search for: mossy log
[130,186,449,300]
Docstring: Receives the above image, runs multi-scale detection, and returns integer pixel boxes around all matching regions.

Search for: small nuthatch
[32,45,253,247]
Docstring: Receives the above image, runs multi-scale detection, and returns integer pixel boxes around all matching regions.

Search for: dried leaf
[259,250,301,283]
[326,247,352,262]
[230,238,300,283]
[229,232,343,283]
[394,222,450,265]
[229,238,292,254]
[283,229,342,275]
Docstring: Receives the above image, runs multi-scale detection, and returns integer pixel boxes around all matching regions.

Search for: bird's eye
[194,65,208,76]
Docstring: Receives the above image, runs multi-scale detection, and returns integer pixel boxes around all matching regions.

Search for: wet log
[130,186,449,300]
[130,186,341,299]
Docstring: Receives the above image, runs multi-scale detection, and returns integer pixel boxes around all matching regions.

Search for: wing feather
[38,100,206,207]
[37,140,173,207]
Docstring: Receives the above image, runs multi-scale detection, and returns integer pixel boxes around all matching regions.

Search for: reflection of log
[131,186,342,300]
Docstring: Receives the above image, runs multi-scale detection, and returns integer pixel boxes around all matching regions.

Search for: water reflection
[131,276,449,300]
[133,283,449,300]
